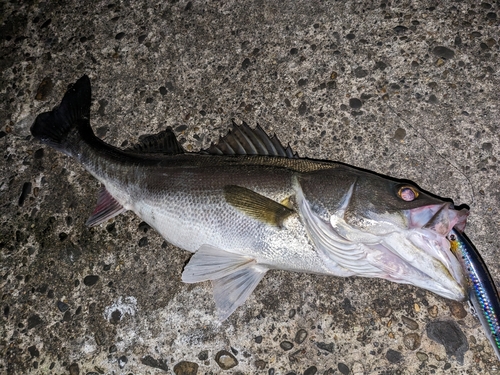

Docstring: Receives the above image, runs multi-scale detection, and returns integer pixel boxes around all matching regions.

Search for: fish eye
[398,186,419,201]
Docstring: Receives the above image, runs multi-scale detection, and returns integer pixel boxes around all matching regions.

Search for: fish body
[449,229,500,360]
[32,75,469,319]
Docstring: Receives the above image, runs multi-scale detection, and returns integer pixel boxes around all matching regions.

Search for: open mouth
[409,203,469,235]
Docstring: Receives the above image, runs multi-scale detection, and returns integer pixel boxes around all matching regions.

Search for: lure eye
[398,186,419,202]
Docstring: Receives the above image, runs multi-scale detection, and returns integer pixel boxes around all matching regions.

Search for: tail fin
[31,75,93,156]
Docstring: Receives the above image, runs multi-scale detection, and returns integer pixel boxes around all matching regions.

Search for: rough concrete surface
[1,0,499,374]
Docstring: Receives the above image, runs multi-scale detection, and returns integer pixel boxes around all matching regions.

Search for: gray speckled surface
[1,1,499,374]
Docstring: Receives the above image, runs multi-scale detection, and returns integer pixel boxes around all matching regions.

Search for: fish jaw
[408,203,469,234]
[333,215,468,301]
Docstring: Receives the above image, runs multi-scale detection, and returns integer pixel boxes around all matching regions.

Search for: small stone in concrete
[69,363,79,375]
[27,314,42,329]
[416,352,428,362]
[433,46,455,59]
[141,355,169,371]
[401,316,419,330]
[386,349,403,364]
[448,301,467,319]
[349,98,362,109]
[280,341,293,351]
[197,350,208,361]
[173,360,199,375]
[57,300,69,313]
[428,305,438,318]
[338,362,350,374]
[294,329,307,344]
[215,350,238,370]
[83,275,99,286]
[304,366,317,375]
[118,356,127,369]
[35,77,53,101]
[254,359,267,370]
[316,342,334,353]
[426,320,469,364]
[403,333,421,351]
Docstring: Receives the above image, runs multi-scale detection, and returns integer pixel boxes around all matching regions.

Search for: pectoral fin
[182,245,267,320]
[224,185,294,227]
[86,186,125,227]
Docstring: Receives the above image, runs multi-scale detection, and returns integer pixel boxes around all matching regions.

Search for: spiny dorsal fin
[224,185,294,227]
[205,121,299,158]
[127,127,184,155]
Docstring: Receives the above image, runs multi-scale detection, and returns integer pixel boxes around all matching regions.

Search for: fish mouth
[408,203,469,235]
[402,203,469,300]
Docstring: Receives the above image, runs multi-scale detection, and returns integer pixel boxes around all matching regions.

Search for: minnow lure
[449,228,500,361]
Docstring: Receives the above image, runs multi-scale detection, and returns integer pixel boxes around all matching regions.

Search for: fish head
[344,174,468,234]
[296,167,469,301]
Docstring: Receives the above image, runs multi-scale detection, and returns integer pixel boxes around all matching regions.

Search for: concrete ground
[1,0,499,374]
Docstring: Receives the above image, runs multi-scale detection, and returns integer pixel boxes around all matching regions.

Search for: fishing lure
[449,228,500,361]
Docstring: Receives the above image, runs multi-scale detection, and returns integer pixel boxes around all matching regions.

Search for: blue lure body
[449,228,500,361]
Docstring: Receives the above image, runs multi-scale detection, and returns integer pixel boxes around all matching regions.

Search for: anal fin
[182,245,267,320]
[86,186,125,227]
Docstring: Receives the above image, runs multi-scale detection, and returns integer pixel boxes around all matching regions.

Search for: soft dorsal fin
[224,185,294,227]
[205,121,298,158]
[127,127,185,155]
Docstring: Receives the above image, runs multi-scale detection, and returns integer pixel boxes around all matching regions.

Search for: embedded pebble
[394,128,406,141]
[215,350,238,370]
[385,349,403,364]
[316,342,334,353]
[298,102,307,115]
[416,352,428,361]
[57,301,69,313]
[35,77,53,101]
[280,341,294,351]
[197,350,208,361]
[83,275,99,286]
[337,362,350,374]
[426,320,469,364]
[303,366,317,375]
[173,360,199,375]
[27,314,43,329]
[18,182,32,207]
[448,301,467,319]
[254,359,267,370]
[428,305,438,318]
[118,356,127,369]
[138,237,148,247]
[349,98,362,109]
[141,355,169,371]
[432,46,455,59]
[403,333,421,350]
[401,316,419,330]
[69,363,79,375]
[294,329,308,344]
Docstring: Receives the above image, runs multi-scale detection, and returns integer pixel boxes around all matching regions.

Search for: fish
[449,228,500,360]
[31,75,470,320]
